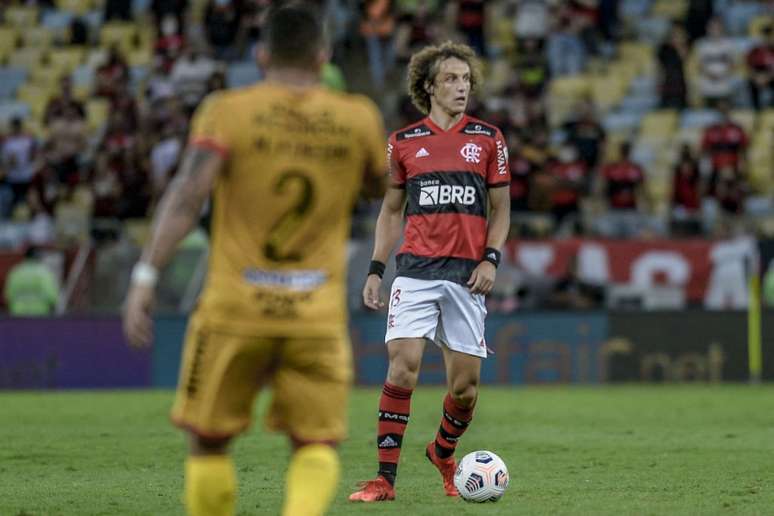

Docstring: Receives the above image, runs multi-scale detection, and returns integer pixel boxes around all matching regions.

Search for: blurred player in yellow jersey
[122,5,386,516]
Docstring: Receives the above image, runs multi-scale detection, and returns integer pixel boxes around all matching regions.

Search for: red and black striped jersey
[387,114,510,284]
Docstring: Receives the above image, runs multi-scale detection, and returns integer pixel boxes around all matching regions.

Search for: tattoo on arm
[142,145,222,267]
[163,147,219,218]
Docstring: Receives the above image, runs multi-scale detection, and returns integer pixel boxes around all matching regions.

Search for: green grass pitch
[1,386,773,515]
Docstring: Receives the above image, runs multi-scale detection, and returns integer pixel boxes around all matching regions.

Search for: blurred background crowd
[0,0,772,316]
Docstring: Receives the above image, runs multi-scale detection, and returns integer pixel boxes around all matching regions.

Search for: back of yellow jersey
[188,82,385,336]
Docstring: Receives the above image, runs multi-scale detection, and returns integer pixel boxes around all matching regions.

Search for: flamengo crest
[460,143,482,163]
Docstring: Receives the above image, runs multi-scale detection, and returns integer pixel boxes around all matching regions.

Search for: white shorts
[384,276,488,358]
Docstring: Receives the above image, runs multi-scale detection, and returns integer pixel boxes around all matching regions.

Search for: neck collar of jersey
[424,113,468,134]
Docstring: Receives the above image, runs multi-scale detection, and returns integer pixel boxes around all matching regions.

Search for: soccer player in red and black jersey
[349,41,511,502]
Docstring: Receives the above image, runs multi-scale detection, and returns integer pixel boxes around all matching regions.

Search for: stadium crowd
[0,0,772,314]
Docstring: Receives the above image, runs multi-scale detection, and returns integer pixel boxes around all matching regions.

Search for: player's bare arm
[363,186,406,310]
[467,186,510,295]
[123,146,223,347]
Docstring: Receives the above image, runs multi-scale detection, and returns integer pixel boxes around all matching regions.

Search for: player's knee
[386,358,421,389]
[450,382,478,409]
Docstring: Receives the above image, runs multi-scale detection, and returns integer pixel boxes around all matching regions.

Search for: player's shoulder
[196,87,247,114]
[391,119,434,143]
[322,91,382,122]
[459,116,502,139]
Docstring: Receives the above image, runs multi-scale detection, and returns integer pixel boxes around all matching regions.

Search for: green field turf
[1,386,773,515]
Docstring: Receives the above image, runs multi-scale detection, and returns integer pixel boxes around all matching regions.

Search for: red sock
[434,393,474,459]
[376,382,412,485]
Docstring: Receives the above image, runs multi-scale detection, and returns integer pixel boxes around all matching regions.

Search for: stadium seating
[57,0,94,16]
[4,6,39,28]
[48,47,86,73]
[20,27,54,50]
[0,100,31,126]
[0,67,27,99]
[7,47,45,68]
[85,97,109,131]
[16,84,53,119]
[99,22,138,53]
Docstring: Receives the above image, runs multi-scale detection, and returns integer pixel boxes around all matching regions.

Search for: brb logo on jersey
[419,179,476,207]
[460,143,482,164]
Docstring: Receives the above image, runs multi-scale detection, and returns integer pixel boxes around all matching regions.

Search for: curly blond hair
[407,41,482,115]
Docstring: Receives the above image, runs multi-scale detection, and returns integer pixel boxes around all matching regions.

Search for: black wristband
[482,247,501,268]
[368,260,386,278]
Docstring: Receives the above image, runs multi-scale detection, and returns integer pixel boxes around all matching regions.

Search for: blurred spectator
[544,254,605,310]
[1,118,38,214]
[151,0,188,37]
[600,142,645,212]
[547,9,587,77]
[25,190,56,246]
[513,0,549,44]
[513,38,549,99]
[360,0,397,91]
[456,0,486,56]
[149,122,182,200]
[394,0,437,61]
[171,46,217,111]
[671,144,703,234]
[69,17,89,45]
[46,105,88,186]
[28,163,63,218]
[204,0,244,61]
[146,58,177,103]
[569,0,602,57]
[562,101,606,170]
[93,114,149,220]
[104,0,132,21]
[110,81,140,133]
[44,77,85,127]
[702,102,749,218]
[508,133,534,213]
[702,102,748,176]
[96,46,131,99]
[684,0,714,43]
[155,15,186,68]
[657,24,689,110]
[708,165,747,215]
[595,141,648,238]
[746,24,774,110]
[3,247,60,316]
[206,69,227,94]
[764,258,774,308]
[597,0,619,43]
[694,18,737,107]
[548,143,588,232]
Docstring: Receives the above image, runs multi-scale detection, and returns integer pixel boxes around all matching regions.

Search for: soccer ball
[454,450,509,502]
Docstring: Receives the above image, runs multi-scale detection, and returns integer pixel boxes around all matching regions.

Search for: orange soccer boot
[425,442,459,497]
[348,475,396,502]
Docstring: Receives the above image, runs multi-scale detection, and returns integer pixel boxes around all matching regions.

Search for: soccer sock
[434,392,475,459]
[377,382,413,486]
[184,455,236,516]
[282,444,340,516]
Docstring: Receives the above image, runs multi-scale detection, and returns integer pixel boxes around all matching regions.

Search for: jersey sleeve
[387,132,407,188]
[486,128,510,188]
[188,93,230,158]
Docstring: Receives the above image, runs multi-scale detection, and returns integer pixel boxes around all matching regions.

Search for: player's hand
[123,283,155,348]
[467,261,496,295]
[363,274,384,310]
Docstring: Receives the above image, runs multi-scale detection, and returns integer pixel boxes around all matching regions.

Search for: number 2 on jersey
[264,170,315,262]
